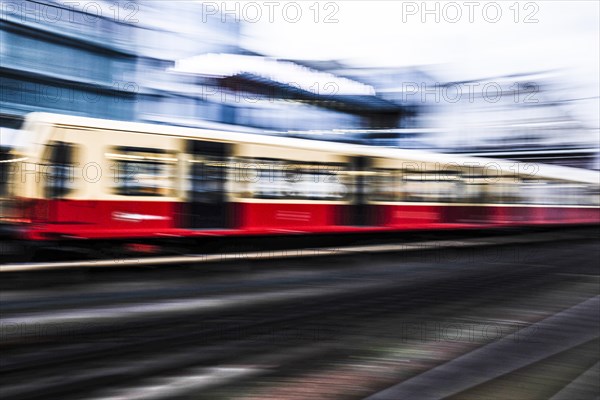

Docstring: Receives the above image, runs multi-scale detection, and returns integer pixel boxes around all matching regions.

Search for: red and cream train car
[1,113,598,255]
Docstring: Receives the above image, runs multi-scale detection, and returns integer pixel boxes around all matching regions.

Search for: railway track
[0,229,598,399]
[0,227,594,273]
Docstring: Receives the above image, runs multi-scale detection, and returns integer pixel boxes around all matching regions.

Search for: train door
[350,156,372,226]
[183,140,230,229]
[43,141,76,224]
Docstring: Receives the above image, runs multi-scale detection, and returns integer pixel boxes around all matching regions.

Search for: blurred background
[1,0,598,168]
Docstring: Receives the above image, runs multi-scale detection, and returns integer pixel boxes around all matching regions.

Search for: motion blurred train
[1,113,599,259]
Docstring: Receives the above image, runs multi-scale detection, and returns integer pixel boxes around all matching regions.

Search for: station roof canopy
[174,53,407,113]
[175,53,373,93]
[220,72,404,113]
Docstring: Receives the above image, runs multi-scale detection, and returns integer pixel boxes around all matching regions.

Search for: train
[1,113,599,261]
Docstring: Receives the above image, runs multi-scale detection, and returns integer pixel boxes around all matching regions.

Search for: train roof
[23,113,600,185]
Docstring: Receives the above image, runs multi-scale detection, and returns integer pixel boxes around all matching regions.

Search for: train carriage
[1,113,598,258]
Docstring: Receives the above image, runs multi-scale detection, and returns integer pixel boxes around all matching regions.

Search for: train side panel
[7,113,600,249]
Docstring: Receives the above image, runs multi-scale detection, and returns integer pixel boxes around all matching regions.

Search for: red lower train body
[13,199,600,242]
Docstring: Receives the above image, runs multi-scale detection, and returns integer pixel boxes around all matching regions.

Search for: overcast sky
[234,0,599,125]
[239,1,598,77]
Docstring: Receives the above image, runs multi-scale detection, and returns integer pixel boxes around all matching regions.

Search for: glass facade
[0,0,241,127]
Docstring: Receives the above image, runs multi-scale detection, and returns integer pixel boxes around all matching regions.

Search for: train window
[400,171,462,203]
[44,141,77,198]
[517,180,596,206]
[556,183,598,206]
[460,177,488,204]
[232,158,348,201]
[0,147,12,198]
[107,147,176,197]
[370,170,399,202]
[546,182,572,205]
[487,178,521,204]
[588,186,600,206]
[520,180,557,205]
